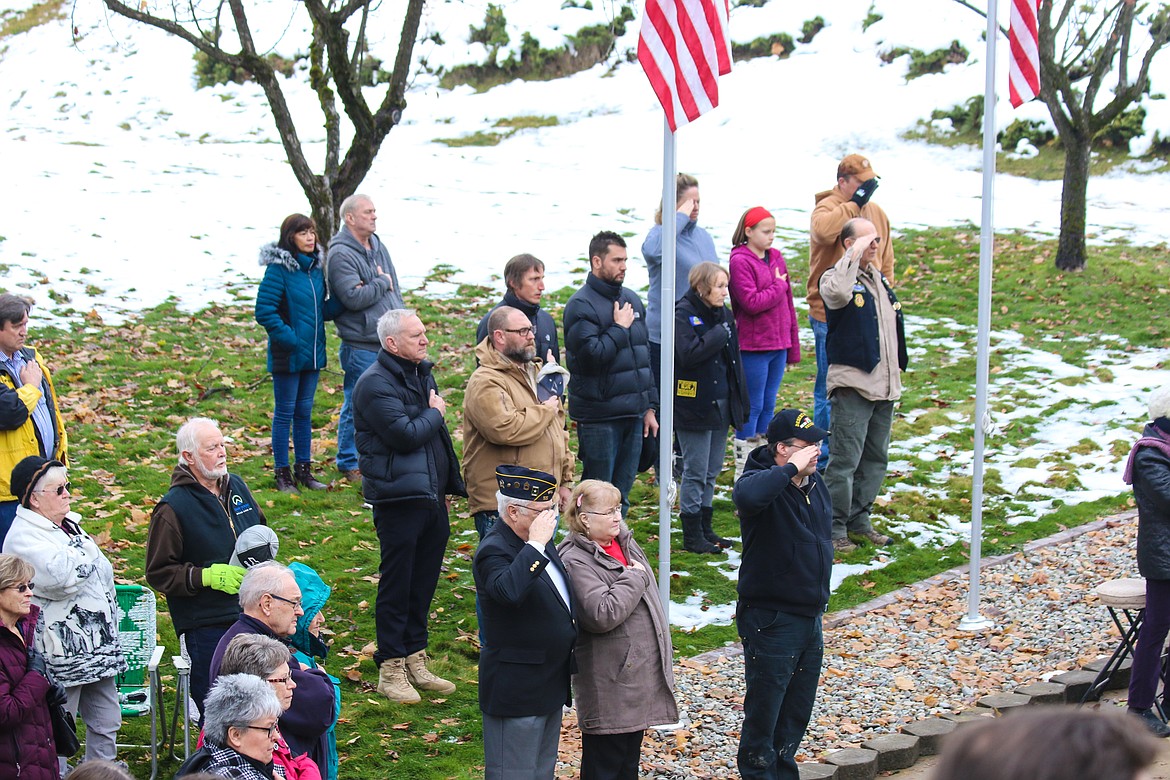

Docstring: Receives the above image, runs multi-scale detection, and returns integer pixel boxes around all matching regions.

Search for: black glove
[47,681,68,707]
[26,646,48,678]
[851,177,880,208]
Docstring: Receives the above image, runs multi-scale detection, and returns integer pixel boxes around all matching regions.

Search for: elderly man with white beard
[146,416,266,713]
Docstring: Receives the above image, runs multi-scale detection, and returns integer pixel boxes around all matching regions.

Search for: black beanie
[10,455,64,508]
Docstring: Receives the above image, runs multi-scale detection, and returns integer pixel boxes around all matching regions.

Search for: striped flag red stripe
[638,0,732,131]
[1008,0,1040,108]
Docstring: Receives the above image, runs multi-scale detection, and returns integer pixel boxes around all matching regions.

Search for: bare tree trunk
[1056,131,1090,271]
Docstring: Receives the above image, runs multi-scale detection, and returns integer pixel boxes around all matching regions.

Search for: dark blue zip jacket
[255,243,344,374]
[674,289,749,431]
[733,445,833,617]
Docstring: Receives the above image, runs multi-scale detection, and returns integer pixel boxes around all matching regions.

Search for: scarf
[1123,424,1170,485]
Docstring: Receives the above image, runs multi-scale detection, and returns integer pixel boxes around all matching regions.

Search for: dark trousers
[372,501,450,664]
[1130,578,1170,710]
[824,388,894,539]
[576,418,642,517]
[737,606,823,780]
[183,624,231,712]
[581,730,644,780]
[0,500,16,549]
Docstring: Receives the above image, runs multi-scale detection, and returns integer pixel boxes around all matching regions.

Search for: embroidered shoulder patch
[689,315,703,326]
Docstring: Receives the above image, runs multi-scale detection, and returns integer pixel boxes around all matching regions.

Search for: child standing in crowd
[728,207,800,480]
[674,262,748,554]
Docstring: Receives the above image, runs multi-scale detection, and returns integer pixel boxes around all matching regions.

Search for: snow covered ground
[3,0,1169,627]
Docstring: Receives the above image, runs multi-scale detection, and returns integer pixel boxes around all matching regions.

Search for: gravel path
[556,511,1141,778]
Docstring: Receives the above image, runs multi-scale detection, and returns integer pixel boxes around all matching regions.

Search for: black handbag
[49,699,80,757]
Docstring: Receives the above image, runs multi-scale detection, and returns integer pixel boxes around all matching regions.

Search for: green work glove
[202,563,246,594]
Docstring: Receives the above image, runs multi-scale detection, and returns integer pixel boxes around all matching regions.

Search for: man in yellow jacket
[0,294,67,546]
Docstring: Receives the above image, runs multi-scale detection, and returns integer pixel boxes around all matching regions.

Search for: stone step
[824,747,879,780]
[861,733,919,771]
[900,716,957,755]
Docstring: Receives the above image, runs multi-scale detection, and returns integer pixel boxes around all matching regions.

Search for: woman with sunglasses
[557,480,677,779]
[0,552,59,779]
[3,456,126,771]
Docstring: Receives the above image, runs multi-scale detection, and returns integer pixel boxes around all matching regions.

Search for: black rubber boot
[294,462,328,490]
[701,507,733,549]
[274,466,299,494]
[681,512,720,554]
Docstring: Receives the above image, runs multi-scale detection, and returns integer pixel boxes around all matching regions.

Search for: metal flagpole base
[958,614,995,632]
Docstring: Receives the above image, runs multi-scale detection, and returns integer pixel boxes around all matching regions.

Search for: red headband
[744,206,773,229]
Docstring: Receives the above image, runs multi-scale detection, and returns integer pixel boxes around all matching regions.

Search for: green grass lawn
[27,226,1170,777]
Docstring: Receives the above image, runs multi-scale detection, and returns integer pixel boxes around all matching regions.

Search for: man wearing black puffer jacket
[563,231,658,516]
[732,408,831,780]
[353,308,467,705]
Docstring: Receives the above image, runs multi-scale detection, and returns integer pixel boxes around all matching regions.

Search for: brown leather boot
[405,649,456,694]
[376,658,421,703]
[293,462,328,490]
[274,467,299,494]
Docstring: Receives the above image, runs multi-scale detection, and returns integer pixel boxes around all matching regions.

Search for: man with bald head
[464,305,574,538]
[327,194,404,483]
[818,218,907,554]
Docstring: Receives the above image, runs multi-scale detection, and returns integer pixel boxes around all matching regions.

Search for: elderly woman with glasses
[198,674,285,779]
[3,456,125,770]
[0,553,60,779]
[216,634,321,780]
[557,480,678,780]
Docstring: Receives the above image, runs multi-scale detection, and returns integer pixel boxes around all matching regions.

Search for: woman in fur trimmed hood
[255,214,345,494]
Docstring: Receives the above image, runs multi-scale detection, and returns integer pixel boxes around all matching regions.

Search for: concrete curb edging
[691,509,1139,778]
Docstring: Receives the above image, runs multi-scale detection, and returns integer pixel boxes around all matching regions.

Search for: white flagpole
[658,117,677,617]
[960,0,999,632]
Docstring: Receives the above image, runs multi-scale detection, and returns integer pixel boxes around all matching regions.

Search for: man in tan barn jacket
[463,306,574,538]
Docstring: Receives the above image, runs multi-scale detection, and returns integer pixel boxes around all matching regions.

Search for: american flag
[637,0,732,132]
[1008,0,1040,107]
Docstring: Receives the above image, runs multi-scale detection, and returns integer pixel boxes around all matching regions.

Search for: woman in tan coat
[558,480,678,779]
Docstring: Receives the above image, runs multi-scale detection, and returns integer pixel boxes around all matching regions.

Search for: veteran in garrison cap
[473,465,577,780]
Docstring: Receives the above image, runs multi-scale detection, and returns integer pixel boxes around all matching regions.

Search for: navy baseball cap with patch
[496,465,558,502]
[766,409,829,445]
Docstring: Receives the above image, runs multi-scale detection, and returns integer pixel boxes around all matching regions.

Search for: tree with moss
[956,0,1170,271]
[99,0,425,240]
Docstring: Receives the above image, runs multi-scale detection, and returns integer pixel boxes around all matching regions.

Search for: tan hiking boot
[377,657,421,703]
[832,537,858,554]
[856,530,892,546]
[405,649,456,694]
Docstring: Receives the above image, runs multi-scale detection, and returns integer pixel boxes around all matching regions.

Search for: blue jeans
[810,317,830,466]
[738,350,788,439]
[677,427,727,516]
[337,344,378,472]
[576,418,642,517]
[737,606,823,780]
[271,370,321,468]
[0,500,17,549]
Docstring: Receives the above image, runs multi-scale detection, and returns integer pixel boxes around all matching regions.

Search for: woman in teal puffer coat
[255,214,345,493]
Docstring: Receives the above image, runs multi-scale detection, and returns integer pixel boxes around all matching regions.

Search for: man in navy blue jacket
[733,409,832,780]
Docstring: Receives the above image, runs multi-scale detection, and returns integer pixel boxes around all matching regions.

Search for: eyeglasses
[515,503,553,516]
[7,582,34,593]
[585,507,622,518]
[266,676,293,687]
[501,327,534,337]
[268,593,303,610]
[35,483,70,496]
[237,723,280,738]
